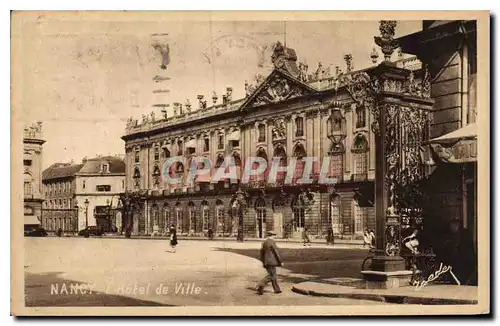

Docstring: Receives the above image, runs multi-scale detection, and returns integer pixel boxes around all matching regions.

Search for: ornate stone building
[121,39,429,240]
[23,122,45,229]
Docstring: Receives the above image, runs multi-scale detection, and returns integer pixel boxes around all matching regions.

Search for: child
[363,229,371,248]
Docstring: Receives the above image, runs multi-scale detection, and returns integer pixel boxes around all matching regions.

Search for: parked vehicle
[78,226,104,237]
[24,227,48,237]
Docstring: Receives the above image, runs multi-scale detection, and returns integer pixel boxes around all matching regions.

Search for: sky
[13,13,422,169]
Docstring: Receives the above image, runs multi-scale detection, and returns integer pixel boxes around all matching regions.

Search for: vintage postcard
[11,11,490,316]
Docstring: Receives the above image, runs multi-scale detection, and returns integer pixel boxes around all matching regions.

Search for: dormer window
[101,163,109,173]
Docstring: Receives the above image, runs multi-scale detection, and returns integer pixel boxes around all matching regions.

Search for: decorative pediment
[241,69,318,110]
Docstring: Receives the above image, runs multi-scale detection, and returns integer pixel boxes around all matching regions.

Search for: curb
[291,284,478,305]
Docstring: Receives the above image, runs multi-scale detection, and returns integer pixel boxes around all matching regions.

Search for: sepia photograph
[11,11,490,316]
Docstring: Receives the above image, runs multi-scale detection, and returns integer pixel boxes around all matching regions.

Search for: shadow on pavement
[213,247,369,280]
[25,272,172,307]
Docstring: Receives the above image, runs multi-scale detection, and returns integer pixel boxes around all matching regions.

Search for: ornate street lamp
[84,199,89,228]
[231,188,248,242]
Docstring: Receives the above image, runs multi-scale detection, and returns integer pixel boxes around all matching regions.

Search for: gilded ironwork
[381,102,432,257]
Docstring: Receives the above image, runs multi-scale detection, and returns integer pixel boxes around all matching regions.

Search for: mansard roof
[239,68,319,111]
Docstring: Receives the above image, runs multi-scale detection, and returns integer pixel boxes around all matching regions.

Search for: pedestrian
[326,228,335,246]
[56,228,62,237]
[169,225,178,253]
[302,228,311,246]
[369,229,376,248]
[363,229,371,248]
[207,226,214,240]
[257,231,283,295]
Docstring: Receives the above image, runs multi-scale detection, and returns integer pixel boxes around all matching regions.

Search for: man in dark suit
[257,231,283,295]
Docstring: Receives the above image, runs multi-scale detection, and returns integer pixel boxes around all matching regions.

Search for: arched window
[356,106,366,128]
[255,148,268,183]
[328,140,344,180]
[214,154,226,190]
[188,202,196,233]
[292,196,306,231]
[133,167,141,188]
[352,134,369,181]
[255,197,266,223]
[273,145,287,184]
[215,200,224,235]
[233,153,242,182]
[295,116,304,137]
[201,200,209,231]
[152,165,161,188]
[258,124,266,142]
[24,172,33,196]
[292,143,307,185]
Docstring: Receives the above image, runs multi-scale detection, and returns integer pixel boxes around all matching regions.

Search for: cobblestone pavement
[24,237,384,306]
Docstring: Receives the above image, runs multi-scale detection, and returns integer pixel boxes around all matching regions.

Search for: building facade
[121,40,429,240]
[23,122,45,229]
[398,20,478,284]
[42,156,126,232]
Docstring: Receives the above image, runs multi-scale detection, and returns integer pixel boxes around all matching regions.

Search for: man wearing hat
[257,231,283,295]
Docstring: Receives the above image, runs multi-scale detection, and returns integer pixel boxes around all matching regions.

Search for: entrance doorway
[330,195,341,234]
[255,197,266,238]
[273,212,283,238]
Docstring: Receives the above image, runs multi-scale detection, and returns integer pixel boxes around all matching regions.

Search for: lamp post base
[362,255,411,289]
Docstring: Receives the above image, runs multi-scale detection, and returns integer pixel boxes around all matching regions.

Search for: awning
[427,123,477,164]
[429,123,477,143]
[186,138,197,148]
[25,215,40,225]
[227,130,240,141]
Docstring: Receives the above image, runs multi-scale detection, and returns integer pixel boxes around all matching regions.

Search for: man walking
[257,231,283,295]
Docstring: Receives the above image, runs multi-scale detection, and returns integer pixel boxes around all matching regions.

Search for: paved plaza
[24,237,383,306]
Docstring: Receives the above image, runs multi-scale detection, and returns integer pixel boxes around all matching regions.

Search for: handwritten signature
[414,262,461,291]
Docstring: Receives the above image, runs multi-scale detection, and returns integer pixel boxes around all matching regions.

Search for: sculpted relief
[271,118,287,140]
[253,76,307,106]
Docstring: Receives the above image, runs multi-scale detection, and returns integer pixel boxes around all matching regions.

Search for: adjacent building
[23,122,45,229]
[398,20,478,284]
[42,156,126,232]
